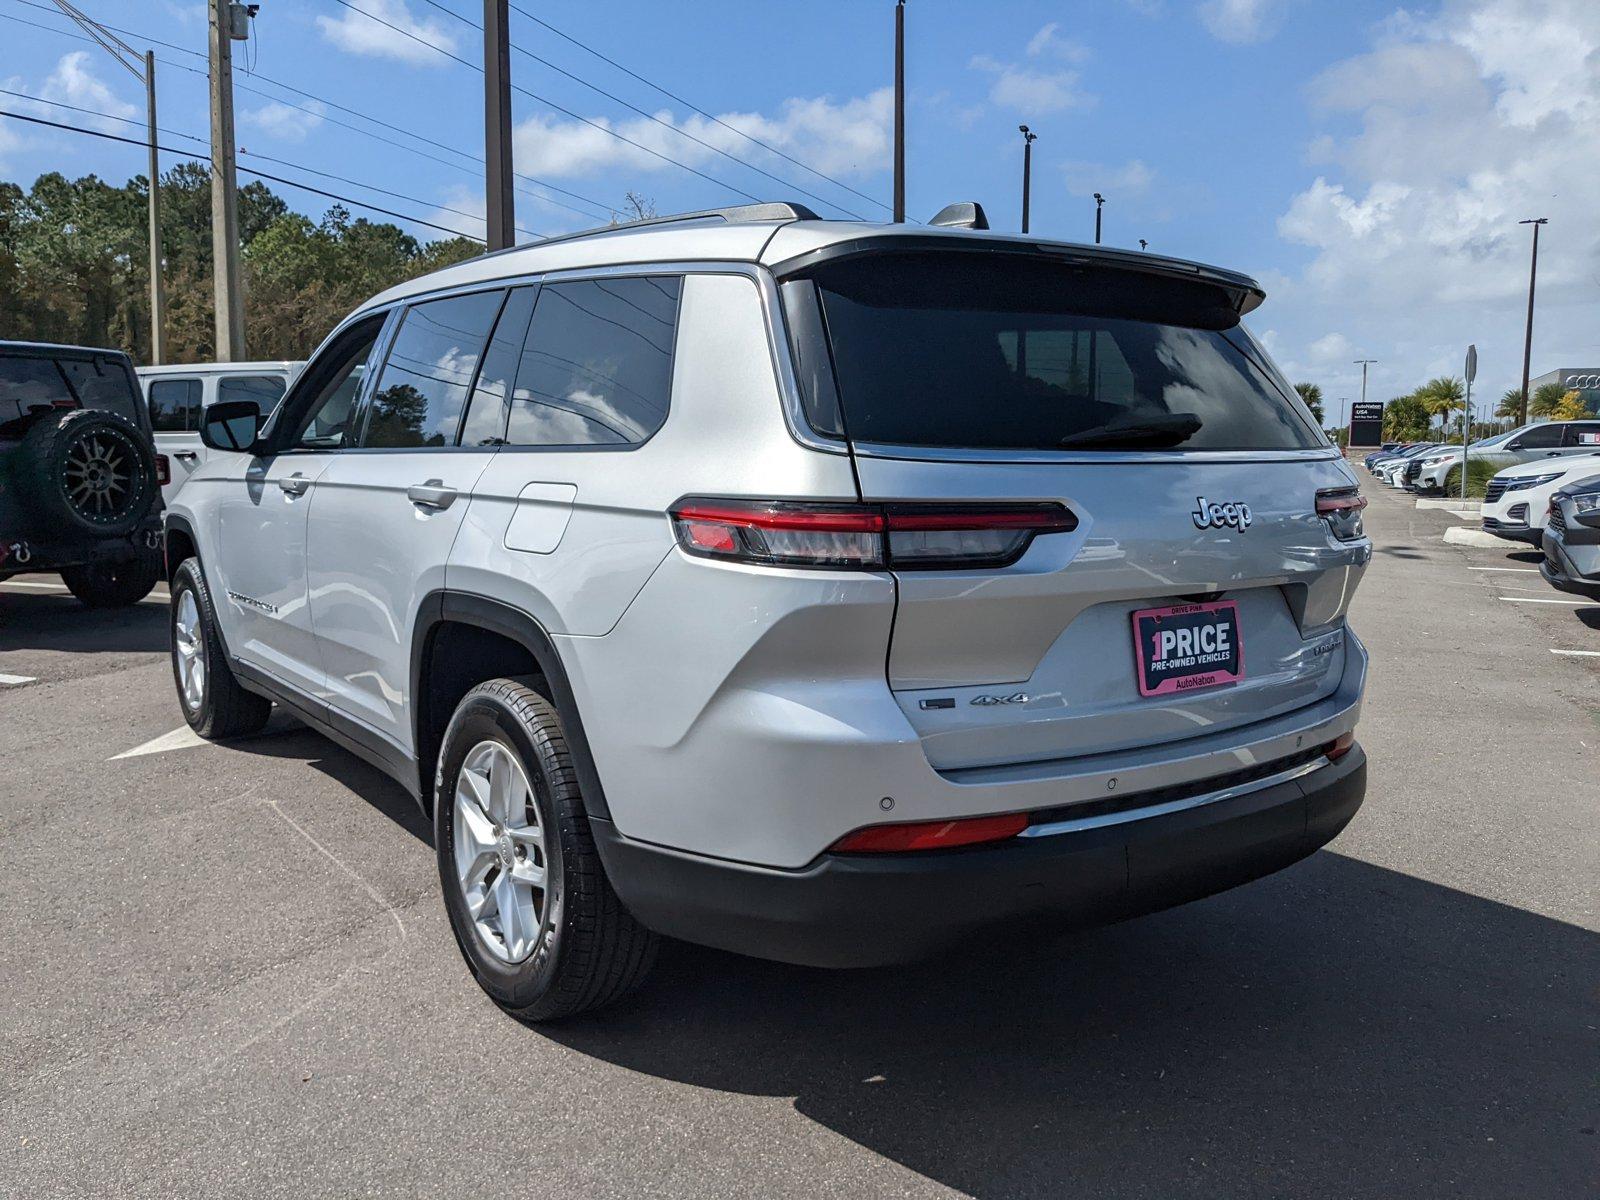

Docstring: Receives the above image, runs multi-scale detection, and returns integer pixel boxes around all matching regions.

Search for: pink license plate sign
[1131,600,1244,697]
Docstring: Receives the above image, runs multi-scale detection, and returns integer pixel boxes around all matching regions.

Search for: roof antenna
[928,202,989,230]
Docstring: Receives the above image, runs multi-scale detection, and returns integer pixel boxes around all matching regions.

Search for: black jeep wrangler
[0,340,166,607]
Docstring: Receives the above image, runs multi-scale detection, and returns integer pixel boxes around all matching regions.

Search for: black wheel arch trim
[412,590,612,822]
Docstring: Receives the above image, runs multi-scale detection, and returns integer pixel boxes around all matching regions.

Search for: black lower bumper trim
[593,747,1367,969]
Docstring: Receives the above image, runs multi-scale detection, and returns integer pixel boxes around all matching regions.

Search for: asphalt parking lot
[1,484,1596,1199]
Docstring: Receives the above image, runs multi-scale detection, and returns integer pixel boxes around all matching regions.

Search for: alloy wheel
[453,740,548,963]
[173,590,206,712]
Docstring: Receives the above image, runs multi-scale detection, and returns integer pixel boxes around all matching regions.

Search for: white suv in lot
[139,361,301,506]
[1480,452,1600,545]
[164,203,1371,1019]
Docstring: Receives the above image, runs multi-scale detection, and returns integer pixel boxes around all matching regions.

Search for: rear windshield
[791,253,1322,452]
[0,352,142,433]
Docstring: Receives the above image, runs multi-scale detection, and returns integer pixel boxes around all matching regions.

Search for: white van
[138,361,302,504]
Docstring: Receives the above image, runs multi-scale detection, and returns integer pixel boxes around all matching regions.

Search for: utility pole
[1517,217,1548,426]
[483,0,515,250]
[1018,125,1036,233]
[1093,192,1104,244]
[893,0,906,223]
[208,0,248,361]
[1354,359,1376,418]
[48,2,166,363]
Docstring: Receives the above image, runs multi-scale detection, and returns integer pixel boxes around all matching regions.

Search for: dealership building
[1529,367,1600,415]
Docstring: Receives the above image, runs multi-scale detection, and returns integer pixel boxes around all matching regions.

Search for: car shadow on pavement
[226,721,433,844]
[0,591,169,655]
[548,851,1597,1199]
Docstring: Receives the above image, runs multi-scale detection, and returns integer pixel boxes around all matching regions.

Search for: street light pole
[893,0,906,223]
[1354,358,1376,412]
[1018,125,1036,233]
[1517,217,1548,426]
[1138,238,1147,251]
[1093,192,1104,244]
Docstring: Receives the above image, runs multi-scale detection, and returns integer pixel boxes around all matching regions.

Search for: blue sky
[2,0,1596,418]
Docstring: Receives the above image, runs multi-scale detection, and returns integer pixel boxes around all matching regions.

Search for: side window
[1561,423,1600,448]
[218,374,287,420]
[364,290,504,449]
[148,378,201,432]
[459,287,536,447]
[284,317,386,452]
[1514,424,1562,450]
[506,276,681,447]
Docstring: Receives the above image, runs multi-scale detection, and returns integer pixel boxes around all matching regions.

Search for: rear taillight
[669,498,1076,571]
[1324,731,1356,762]
[154,454,171,487]
[1315,487,1367,541]
[831,811,1029,853]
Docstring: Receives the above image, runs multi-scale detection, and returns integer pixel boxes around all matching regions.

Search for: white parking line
[1499,596,1593,605]
[1551,649,1600,657]
[110,725,208,760]
[1469,567,1539,573]
[0,673,38,686]
[0,581,69,592]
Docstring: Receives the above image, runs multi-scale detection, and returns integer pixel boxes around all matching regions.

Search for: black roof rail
[464,201,823,265]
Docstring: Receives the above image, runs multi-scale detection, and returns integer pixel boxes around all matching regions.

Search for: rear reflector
[830,811,1029,853]
[670,498,1076,571]
[1324,731,1356,761]
[154,454,171,487]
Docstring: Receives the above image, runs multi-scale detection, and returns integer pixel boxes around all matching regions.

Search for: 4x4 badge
[1192,497,1253,531]
[971,692,1029,706]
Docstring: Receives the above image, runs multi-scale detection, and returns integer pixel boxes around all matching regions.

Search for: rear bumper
[595,745,1367,968]
[1541,528,1600,599]
[0,517,163,577]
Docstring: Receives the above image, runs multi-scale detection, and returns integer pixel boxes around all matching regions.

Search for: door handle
[174,451,199,462]
[278,472,311,496]
[407,479,458,510]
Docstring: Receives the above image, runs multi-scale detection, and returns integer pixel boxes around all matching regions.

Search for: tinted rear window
[0,353,141,430]
[798,254,1321,452]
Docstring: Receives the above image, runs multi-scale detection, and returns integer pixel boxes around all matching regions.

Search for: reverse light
[670,498,1076,571]
[1315,487,1367,541]
[831,811,1029,853]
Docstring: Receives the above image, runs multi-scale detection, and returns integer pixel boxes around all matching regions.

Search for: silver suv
[164,202,1371,1020]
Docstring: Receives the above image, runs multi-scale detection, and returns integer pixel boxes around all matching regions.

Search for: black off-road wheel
[169,557,272,738]
[436,678,658,1022]
[62,551,163,608]
[16,408,158,539]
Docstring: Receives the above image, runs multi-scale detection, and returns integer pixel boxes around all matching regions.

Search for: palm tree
[1293,381,1325,425]
[1418,376,1466,439]
[1495,388,1524,420]
[1530,381,1568,418]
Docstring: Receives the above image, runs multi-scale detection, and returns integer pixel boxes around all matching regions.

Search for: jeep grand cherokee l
[164,202,1370,1020]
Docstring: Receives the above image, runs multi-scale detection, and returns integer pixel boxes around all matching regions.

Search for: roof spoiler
[928,201,989,230]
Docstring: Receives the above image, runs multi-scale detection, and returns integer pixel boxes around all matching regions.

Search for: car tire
[61,551,163,608]
[15,408,158,539]
[170,557,272,739]
[435,678,658,1022]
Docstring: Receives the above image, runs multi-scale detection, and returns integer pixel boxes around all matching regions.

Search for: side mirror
[200,399,260,452]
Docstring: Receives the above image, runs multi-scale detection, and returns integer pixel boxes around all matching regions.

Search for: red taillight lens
[669,498,1075,570]
[154,454,171,487]
[1324,731,1356,761]
[1316,487,1367,541]
[831,811,1029,853]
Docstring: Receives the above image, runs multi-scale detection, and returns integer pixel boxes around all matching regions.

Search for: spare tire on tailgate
[13,407,158,539]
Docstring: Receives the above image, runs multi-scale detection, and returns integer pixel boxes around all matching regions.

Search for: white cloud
[242,100,325,144]
[315,0,458,65]
[37,52,137,134]
[1025,23,1089,62]
[510,90,891,181]
[970,24,1094,115]
[1198,0,1290,45]
[1266,0,1600,402]
[1062,159,1156,198]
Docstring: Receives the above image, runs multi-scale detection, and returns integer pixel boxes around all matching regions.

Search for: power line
[413,0,866,219]
[328,0,772,206]
[0,108,485,241]
[3,0,615,221]
[0,84,547,237]
[504,0,892,216]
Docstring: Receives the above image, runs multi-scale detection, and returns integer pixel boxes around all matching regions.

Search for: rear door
[306,289,507,750]
[146,375,204,504]
[789,249,1369,772]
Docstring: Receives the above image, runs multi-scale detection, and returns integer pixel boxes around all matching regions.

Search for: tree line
[0,163,481,364]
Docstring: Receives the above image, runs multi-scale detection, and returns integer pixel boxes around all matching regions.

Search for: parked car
[0,340,165,606]
[1480,453,1600,546]
[1405,421,1600,493]
[1540,474,1600,600]
[138,360,301,505]
[164,201,1371,1019]
[1373,443,1440,486]
[1362,442,1402,469]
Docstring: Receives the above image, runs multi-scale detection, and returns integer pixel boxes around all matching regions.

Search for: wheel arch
[163,513,198,583]
[411,591,612,822]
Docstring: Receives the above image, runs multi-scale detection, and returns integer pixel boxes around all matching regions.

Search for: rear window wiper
[1057,412,1202,449]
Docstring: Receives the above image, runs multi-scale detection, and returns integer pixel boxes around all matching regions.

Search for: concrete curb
[1443,526,1513,548]
[1417,498,1482,512]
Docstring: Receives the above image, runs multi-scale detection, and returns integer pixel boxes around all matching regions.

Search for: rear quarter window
[217,374,288,420]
